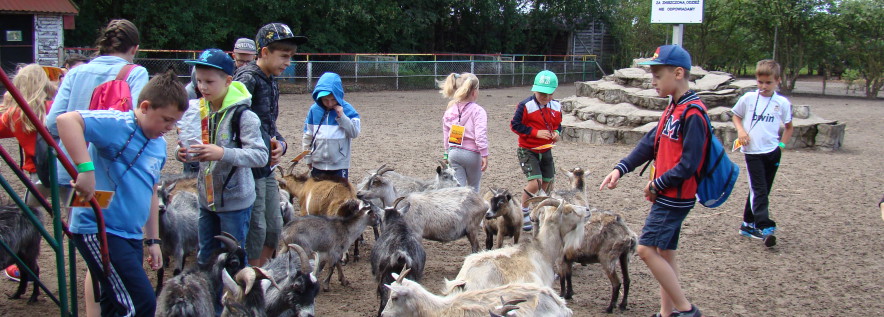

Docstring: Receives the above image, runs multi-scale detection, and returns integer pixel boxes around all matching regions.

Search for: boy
[599,45,705,317]
[731,59,793,247]
[177,49,268,268]
[232,38,258,69]
[510,70,562,231]
[57,70,187,317]
[233,22,306,266]
[302,72,361,179]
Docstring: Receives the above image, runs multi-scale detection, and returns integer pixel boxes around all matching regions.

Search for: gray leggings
[448,147,483,192]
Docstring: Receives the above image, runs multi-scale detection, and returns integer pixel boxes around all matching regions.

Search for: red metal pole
[0,68,110,274]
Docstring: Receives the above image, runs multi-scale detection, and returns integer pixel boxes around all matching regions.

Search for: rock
[691,73,733,91]
[631,58,653,69]
[792,105,811,119]
[814,122,845,150]
[628,89,669,110]
[725,80,758,95]
[706,107,733,123]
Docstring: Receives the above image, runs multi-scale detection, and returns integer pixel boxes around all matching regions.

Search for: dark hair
[138,69,188,112]
[259,41,298,58]
[193,64,231,79]
[95,19,140,56]
[63,54,90,68]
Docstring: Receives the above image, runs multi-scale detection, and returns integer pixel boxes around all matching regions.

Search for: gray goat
[279,200,376,291]
[371,198,426,317]
[356,162,460,208]
[559,210,637,313]
[0,204,42,303]
[482,189,522,250]
[262,244,321,317]
[220,266,279,317]
[155,233,247,317]
[156,174,200,293]
[398,187,487,253]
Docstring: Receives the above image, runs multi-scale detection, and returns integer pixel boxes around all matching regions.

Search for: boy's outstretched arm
[601,127,657,190]
[57,112,95,202]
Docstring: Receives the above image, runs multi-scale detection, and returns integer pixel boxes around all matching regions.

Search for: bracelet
[778,142,785,149]
[76,161,95,173]
[144,239,162,246]
[442,153,448,160]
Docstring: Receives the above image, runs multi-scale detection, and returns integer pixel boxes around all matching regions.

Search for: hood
[200,81,252,118]
[306,72,359,125]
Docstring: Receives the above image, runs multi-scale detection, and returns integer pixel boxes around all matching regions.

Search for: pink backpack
[89,64,137,111]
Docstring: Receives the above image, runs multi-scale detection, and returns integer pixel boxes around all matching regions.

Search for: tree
[833,0,884,98]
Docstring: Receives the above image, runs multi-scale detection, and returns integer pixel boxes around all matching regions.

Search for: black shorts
[639,203,691,250]
[517,147,555,182]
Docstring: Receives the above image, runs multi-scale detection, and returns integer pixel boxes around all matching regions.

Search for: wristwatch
[144,239,162,246]
[648,182,658,195]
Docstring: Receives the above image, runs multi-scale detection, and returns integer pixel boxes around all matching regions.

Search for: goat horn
[236,266,258,296]
[253,267,280,291]
[502,297,527,306]
[286,161,299,176]
[391,197,407,210]
[534,197,562,210]
[395,265,411,284]
[376,164,395,175]
[524,196,551,206]
[222,267,242,299]
[287,244,313,275]
[275,165,285,178]
[437,159,447,168]
[214,233,239,252]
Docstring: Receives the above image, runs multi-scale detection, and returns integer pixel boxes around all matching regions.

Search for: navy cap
[256,23,308,50]
[639,45,692,71]
[185,49,235,76]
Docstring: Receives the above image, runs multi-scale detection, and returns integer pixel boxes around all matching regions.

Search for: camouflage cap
[255,23,308,50]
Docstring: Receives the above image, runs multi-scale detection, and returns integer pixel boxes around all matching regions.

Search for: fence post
[354,55,359,83]
[433,55,437,80]
[307,62,313,91]
[470,55,475,74]
[395,55,399,90]
[496,58,501,87]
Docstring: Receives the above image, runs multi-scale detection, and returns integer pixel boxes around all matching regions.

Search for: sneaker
[761,227,777,247]
[4,265,20,282]
[671,305,702,317]
[522,215,533,231]
[739,225,762,240]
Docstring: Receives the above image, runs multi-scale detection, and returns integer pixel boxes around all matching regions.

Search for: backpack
[33,134,53,185]
[680,104,740,208]
[88,64,137,111]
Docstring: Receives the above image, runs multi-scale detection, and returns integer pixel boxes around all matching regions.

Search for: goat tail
[389,251,411,269]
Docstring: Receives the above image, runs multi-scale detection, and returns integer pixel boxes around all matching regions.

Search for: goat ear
[436,166,442,175]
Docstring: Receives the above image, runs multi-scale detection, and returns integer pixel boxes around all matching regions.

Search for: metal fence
[64,49,604,92]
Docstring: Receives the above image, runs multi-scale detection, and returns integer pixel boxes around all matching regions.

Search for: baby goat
[482,188,522,250]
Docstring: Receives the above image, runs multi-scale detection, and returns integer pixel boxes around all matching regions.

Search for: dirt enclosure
[1,83,883,316]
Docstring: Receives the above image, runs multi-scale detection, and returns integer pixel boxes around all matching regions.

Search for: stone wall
[34,15,63,67]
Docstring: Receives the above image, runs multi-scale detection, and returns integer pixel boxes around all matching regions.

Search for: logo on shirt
[660,115,681,141]
[752,113,776,123]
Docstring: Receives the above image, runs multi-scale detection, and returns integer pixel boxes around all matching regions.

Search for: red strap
[115,64,137,81]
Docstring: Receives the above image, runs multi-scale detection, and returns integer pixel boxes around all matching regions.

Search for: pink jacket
[443,101,489,157]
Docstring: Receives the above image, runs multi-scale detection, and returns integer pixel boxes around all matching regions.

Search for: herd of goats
[0,160,642,317]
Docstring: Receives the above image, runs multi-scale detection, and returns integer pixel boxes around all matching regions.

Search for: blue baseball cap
[639,45,692,71]
[185,48,235,76]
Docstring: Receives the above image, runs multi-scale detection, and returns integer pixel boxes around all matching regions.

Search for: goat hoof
[604,307,614,314]
[8,293,22,300]
[618,304,629,311]
[27,297,39,304]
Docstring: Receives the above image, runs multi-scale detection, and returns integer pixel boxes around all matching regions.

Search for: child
[302,72,361,180]
[0,64,54,180]
[177,49,268,268]
[439,72,488,192]
[510,70,562,231]
[731,59,793,247]
[234,22,306,266]
[232,38,258,69]
[57,70,187,317]
[599,45,705,317]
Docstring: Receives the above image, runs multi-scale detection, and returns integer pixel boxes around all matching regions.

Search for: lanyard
[535,97,554,132]
[310,109,330,152]
[105,125,150,190]
[456,102,472,125]
[748,91,773,132]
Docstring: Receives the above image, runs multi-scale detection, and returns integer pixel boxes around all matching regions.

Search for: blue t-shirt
[68,111,166,239]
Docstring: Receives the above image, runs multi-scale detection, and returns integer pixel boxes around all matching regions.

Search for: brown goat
[277,163,356,217]
[482,188,522,250]
[559,210,637,313]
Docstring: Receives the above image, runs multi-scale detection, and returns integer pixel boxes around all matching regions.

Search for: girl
[439,72,488,192]
[0,64,54,178]
[42,19,147,317]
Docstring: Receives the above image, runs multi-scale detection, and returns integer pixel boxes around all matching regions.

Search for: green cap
[531,70,558,94]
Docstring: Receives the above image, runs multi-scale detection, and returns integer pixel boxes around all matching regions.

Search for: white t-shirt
[731,91,792,154]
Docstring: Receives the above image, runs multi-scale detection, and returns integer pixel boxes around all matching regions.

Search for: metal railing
[63,49,603,92]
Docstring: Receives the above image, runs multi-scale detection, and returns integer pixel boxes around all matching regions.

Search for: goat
[155,233,247,317]
[0,204,41,303]
[277,162,357,218]
[356,162,460,208]
[279,188,295,226]
[263,244,321,317]
[278,200,376,291]
[559,210,637,313]
[371,197,426,317]
[398,186,487,253]
[155,174,200,293]
[552,167,589,207]
[220,266,280,317]
[381,267,573,317]
[482,188,523,250]
[442,198,587,295]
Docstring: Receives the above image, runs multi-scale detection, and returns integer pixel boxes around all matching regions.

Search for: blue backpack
[681,104,740,208]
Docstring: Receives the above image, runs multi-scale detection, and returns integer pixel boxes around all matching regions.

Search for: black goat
[0,204,42,303]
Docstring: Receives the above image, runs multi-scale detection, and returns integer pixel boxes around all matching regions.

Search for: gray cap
[233,38,257,54]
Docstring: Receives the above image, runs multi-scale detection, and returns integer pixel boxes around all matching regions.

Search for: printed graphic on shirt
[660,115,682,141]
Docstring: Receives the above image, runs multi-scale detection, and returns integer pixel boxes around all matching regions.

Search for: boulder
[792,105,812,119]
[691,73,733,91]
[814,122,845,151]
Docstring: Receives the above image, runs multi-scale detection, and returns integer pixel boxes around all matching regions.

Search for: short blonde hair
[438,72,479,107]
[756,59,781,79]
[1,64,51,133]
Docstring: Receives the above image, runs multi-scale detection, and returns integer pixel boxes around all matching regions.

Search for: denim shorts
[639,203,691,250]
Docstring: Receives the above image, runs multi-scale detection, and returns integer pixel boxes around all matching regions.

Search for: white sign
[651,0,704,24]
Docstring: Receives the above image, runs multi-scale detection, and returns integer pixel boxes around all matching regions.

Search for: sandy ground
[1,82,883,316]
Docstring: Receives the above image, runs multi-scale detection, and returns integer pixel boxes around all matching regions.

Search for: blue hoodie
[302,73,361,170]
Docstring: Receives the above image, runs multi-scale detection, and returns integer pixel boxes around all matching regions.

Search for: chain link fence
[64,49,603,93]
